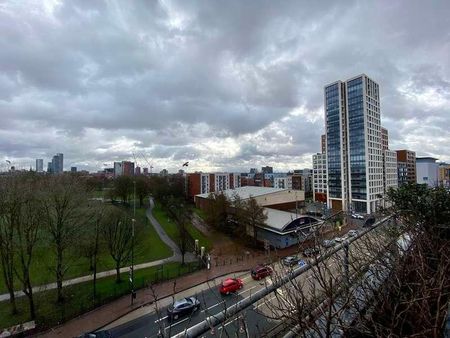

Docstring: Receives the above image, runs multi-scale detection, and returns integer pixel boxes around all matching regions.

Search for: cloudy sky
[1,0,449,173]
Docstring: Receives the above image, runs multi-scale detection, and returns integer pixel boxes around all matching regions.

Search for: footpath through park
[0,198,185,303]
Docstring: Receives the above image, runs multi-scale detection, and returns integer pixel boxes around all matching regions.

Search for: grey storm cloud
[0,0,449,173]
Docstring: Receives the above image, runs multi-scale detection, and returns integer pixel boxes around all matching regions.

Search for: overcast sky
[1,0,449,173]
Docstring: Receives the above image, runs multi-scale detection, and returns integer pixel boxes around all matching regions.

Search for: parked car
[303,247,321,257]
[334,237,344,243]
[167,297,200,321]
[78,330,112,338]
[347,230,358,237]
[351,213,364,220]
[251,265,273,280]
[364,216,376,227]
[219,278,243,295]
[322,239,336,248]
[282,256,300,267]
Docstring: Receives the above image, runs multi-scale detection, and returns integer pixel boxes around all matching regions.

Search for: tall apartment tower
[51,153,64,174]
[325,74,383,214]
[36,159,44,173]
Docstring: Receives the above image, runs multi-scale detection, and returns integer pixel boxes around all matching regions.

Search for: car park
[167,297,200,321]
[282,256,300,267]
[219,278,243,295]
[251,265,273,280]
[322,239,336,248]
[303,247,321,257]
[347,230,358,237]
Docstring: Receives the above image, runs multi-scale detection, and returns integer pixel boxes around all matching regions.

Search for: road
[103,219,385,338]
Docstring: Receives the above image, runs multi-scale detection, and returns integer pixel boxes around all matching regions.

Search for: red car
[219,278,243,295]
[251,265,273,280]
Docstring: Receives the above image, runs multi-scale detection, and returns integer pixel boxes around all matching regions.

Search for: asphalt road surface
[104,220,384,338]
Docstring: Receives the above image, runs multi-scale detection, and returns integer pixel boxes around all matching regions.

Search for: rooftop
[196,186,287,200]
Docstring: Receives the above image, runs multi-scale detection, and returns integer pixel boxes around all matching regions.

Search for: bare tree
[14,177,42,319]
[243,196,267,246]
[0,176,20,314]
[41,175,88,303]
[167,197,192,266]
[102,209,133,283]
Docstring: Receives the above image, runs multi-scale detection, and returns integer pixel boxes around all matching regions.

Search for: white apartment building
[313,153,327,200]
[274,176,292,189]
[214,173,230,192]
[325,74,383,214]
[383,149,398,193]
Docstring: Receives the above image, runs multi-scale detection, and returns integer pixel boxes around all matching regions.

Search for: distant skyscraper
[114,162,123,177]
[71,167,77,173]
[143,167,149,175]
[122,161,135,176]
[51,153,64,174]
[135,166,141,175]
[36,159,44,173]
[325,74,383,214]
[47,162,52,173]
[261,166,273,174]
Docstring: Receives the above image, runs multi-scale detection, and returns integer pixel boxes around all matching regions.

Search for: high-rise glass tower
[325,74,383,214]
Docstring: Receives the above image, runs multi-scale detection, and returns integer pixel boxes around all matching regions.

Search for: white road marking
[255,295,277,309]
[241,276,252,282]
[154,315,168,323]
[164,316,190,331]
[238,285,258,295]
[201,300,225,313]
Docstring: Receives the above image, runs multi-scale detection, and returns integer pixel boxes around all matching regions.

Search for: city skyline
[1,1,449,173]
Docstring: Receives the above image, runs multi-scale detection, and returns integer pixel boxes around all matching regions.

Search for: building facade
[325,74,383,214]
[416,157,439,187]
[51,153,64,174]
[396,150,416,185]
[121,161,135,176]
[186,172,241,200]
[274,176,292,189]
[35,159,44,173]
[114,162,123,177]
[383,149,398,193]
[313,153,327,202]
[438,163,450,188]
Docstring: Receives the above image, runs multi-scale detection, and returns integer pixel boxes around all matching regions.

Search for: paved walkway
[0,199,193,302]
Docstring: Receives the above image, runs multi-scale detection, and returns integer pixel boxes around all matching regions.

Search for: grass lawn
[0,261,200,331]
[0,203,172,294]
[152,202,213,252]
[193,207,207,220]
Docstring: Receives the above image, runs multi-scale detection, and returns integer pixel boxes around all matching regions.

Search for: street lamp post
[131,180,136,305]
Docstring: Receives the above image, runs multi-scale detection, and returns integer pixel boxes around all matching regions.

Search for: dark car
[167,297,200,321]
[78,331,112,338]
[303,247,321,257]
[251,265,273,280]
[219,278,243,295]
[364,216,376,227]
[322,239,336,248]
[282,256,300,267]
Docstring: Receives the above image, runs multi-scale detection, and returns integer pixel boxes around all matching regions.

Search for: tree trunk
[25,280,35,319]
[115,263,121,283]
[8,288,17,314]
[56,249,64,303]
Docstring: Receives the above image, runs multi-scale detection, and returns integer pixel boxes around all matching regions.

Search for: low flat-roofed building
[195,186,305,211]
[195,186,320,249]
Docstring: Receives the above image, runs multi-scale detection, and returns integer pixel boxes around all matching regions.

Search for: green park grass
[0,203,172,294]
[152,202,213,252]
[0,261,200,331]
